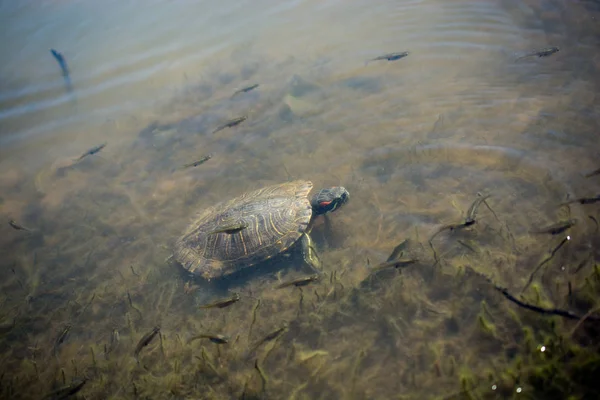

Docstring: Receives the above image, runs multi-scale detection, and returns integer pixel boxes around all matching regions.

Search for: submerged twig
[488,278,598,321]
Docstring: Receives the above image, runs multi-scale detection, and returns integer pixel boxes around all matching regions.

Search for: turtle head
[310,186,349,216]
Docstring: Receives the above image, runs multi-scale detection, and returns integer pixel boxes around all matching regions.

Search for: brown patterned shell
[174,180,314,280]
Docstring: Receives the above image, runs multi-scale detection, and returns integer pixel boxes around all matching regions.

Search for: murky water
[2,0,600,399]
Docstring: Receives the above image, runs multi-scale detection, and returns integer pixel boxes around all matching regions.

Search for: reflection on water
[1,0,600,398]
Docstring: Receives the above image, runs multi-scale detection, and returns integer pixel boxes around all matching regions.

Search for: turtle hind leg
[300,233,323,274]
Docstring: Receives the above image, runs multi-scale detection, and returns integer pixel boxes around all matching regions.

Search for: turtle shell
[174,180,314,280]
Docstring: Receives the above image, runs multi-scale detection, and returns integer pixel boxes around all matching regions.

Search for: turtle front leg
[300,233,323,274]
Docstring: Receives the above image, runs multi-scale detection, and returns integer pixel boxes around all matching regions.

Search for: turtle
[173,180,349,280]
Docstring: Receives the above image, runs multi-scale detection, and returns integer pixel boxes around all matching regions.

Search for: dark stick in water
[466,267,598,321]
[491,280,596,321]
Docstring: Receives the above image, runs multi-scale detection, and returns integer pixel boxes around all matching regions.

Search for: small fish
[430,222,469,241]
[386,239,410,262]
[183,154,213,169]
[366,51,409,65]
[212,116,247,134]
[187,333,230,345]
[584,167,600,178]
[134,326,160,362]
[53,324,72,356]
[465,194,492,225]
[105,328,120,357]
[516,46,559,61]
[276,274,320,289]
[372,258,419,272]
[457,239,478,254]
[9,219,31,231]
[50,48,73,94]
[198,293,240,309]
[209,221,249,235]
[76,143,106,161]
[530,219,577,235]
[43,378,87,400]
[560,195,600,206]
[250,323,288,352]
[232,84,259,97]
